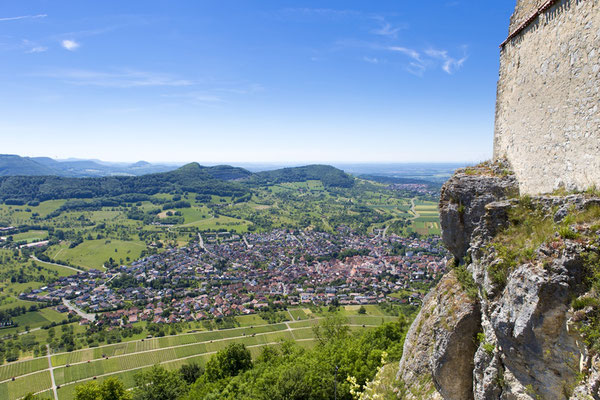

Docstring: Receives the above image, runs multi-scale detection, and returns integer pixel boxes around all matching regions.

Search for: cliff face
[397,162,600,399]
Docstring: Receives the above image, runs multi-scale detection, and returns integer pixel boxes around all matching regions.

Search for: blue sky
[0,1,514,164]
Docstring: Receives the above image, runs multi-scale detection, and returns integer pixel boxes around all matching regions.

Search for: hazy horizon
[6,153,472,168]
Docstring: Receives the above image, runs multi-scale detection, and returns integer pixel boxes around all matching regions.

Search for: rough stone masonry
[493,0,600,195]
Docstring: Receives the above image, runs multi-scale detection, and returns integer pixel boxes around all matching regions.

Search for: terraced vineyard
[0,308,398,400]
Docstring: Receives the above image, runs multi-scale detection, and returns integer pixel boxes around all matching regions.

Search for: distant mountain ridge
[0,154,177,177]
[0,162,354,203]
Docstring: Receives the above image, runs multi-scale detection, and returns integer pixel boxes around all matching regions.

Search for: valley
[0,164,444,399]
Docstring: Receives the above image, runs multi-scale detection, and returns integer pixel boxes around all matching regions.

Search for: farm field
[13,307,66,328]
[0,306,400,400]
[0,296,43,312]
[46,239,145,270]
[180,214,251,233]
[0,370,52,400]
[0,307,69,339]
[11,230,49,243]
[410,201,441,235]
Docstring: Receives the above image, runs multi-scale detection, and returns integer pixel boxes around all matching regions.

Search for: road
[382,224,390,239]
[409,198,420,220]
[287,309,295,321]
[62,298,97,322]
[375,197,420,242]
[284,321,296,339]
[30,255,81,274]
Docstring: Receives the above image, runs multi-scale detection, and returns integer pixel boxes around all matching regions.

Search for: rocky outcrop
[439,161,518,262]
[397,165,600,399]
[397,270,480,400]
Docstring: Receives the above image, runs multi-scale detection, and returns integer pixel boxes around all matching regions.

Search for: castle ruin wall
[494,0,600,194]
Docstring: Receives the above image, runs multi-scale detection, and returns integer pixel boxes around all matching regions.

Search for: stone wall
[509,0,546,32]
[493,0,600,195]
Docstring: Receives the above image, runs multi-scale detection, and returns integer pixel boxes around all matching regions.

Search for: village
[20,228,448,327]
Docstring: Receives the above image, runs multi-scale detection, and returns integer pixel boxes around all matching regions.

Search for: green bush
[453,263,478,300]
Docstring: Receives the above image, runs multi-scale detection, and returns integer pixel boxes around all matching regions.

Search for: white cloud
[61,39,80,51]
[21,39,47,54]
[407,62,426,77]
[0,14,46,22]
[363,56,379,64]
[162,92,224,104]
[372,23,401,38]
[385,46,467,75]
[425,48,468,74]
[388,46,422,62]
[26,46,47,53]
[36,68,194,88]
[371,17,406,39]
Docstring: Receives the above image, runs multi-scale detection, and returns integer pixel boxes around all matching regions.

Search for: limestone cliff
[397,162,600,399]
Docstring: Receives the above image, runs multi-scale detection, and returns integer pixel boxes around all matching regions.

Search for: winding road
[62,298,96,322]
[30,255,81,274]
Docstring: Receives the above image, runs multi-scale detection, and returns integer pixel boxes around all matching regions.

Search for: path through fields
[47,344,58,400]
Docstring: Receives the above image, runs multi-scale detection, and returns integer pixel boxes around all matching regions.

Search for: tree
[132,365,188,400]
[312,314,349,346]
[204,343,252,382]
[180,362,204,385]
[74,378,131,400]
[100,377,131,400]
[75,381,101,400]
[358,306,367,315]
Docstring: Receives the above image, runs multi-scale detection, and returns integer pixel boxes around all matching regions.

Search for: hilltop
[252,164,355,188]
[0,163,355,203]
[0,154,176,177]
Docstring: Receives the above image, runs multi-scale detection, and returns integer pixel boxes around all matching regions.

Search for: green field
[179,215,251,233]
[288,308,309,320]
[0,307,68,337]
[0,357,48,382]
[13,307,66,328]
[0,296,43,312]
[0,370,52,400]
[46,239,145,270]
[11,230,49,243]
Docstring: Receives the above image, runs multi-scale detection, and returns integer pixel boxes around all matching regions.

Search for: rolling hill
[0,162,355,203]
[253,164,355,188]
[0,154,177,177]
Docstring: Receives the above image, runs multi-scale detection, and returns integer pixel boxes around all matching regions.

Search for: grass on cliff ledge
[488,196,555,287]
[488,196,600,356]
[462,159,514,178]
[488,197,600,288]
